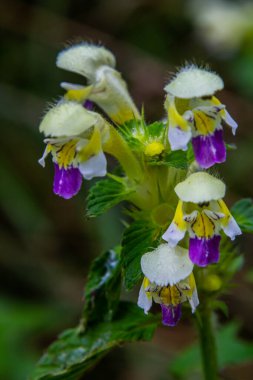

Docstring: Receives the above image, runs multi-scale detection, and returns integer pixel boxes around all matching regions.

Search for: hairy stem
[103,125,143,181]
[197,305,218,380]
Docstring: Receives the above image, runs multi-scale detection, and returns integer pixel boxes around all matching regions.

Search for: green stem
[103,125,143,181]
[197,305,218,380]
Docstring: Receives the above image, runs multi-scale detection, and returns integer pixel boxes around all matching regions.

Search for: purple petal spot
[192,129,226,169]
[161,304,182,327]
[189,235,221,267]
[83,100,93,110]
[53,164,82,199]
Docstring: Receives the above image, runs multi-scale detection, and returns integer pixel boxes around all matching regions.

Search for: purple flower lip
[53,164,82,199]
[83,100,93,110]
[192,129,226,169]
[189,235,221,267]
[161,304,182,327]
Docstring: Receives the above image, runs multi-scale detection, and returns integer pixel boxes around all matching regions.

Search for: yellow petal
[173,200,187,231]
[56,139,78,169]
[145,141,164,156]
[64,85,93,102]
[217,199,231,226]
[168,101,190,132]
[190,210,216,238]
[193,109,217,135]
[77,127,102,161]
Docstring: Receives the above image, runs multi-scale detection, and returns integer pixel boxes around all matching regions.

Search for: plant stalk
[103,124,143,181]
[197,305,218,380]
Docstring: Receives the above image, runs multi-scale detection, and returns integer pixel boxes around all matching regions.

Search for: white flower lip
[56,44,116,79]
[141,244,193,286]
[165,66,224,99]
[222,216,242,240]
[79,151,107,180]
[137,281,152,314]
[168,124,192,151]
[175,172,226,203]
[39,102,101,137]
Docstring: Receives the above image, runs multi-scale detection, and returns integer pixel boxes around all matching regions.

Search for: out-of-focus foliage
[170,322,253,379]
[0,298,75,380]
[231,198,253,233]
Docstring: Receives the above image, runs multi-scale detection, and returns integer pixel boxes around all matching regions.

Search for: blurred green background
[1,0,253,379]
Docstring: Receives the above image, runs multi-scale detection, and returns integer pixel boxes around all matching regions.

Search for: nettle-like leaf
[146,121,165,138]
[147,145,194,170]
[86,176,133,217]
[119,119,166,151]
[32,302,158,380]
[32,250,159,380]
[231,198,253,233]
[83,249,121,326]
[118,119,144,150]
[122,220,160,290]
[150,150,188,169]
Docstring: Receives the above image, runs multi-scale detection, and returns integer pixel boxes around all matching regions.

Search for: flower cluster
[39,44,140,199]
[38,43,241,327]
[162,172,241,267]
[165,66,237,168]
[138,244,199,326]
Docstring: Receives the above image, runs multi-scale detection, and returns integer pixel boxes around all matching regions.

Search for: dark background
[1,0,253,379]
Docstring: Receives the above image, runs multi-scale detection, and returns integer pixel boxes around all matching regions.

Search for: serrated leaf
[32,302,158,380]
[146,121,165,138]
[148,150,189,169]
[118,119,144,150]
[119,120,166,152]
[86,177,132,217]
[231,198,253,233]
[83,249,121,326]
[122,220,159,290]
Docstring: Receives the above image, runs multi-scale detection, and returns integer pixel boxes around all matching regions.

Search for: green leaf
[170,344,200,379]
[170,322,253,378]
[122,220,159,290]
[118,119,144,150]
[148,150,189,169]
[86,177,132,217]
[32,302,158,380]
[217,322,253,368]
[186,143,195,163]
[231,198,253,233]
[83,249,121,326]
[146,121,165,138]
[119,120,165,151]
